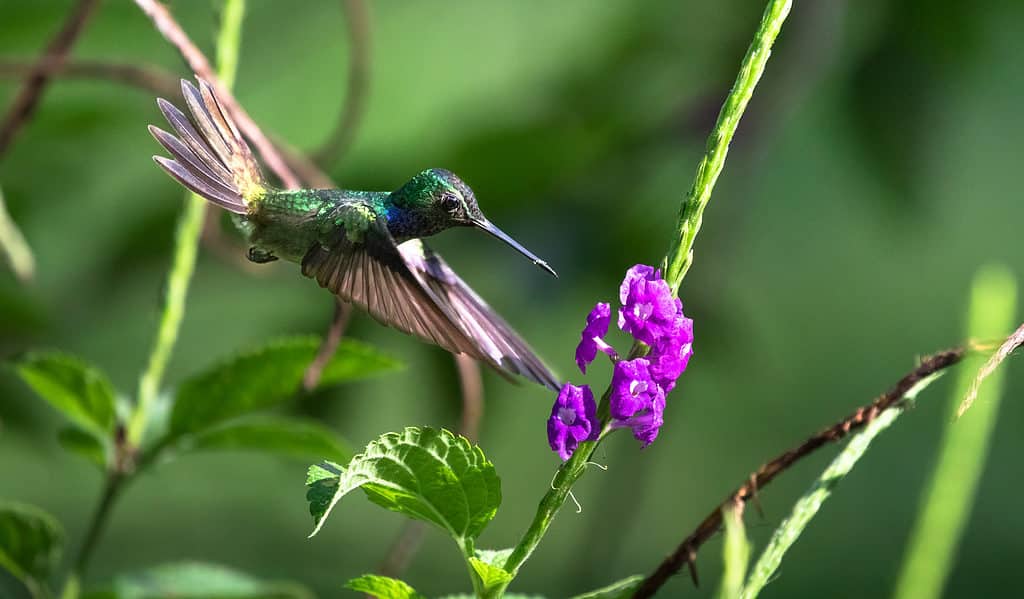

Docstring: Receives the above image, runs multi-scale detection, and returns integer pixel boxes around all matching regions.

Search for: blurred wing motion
[301,213,560,390]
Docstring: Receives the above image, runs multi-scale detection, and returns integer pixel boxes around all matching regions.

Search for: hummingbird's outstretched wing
[399,240,560,390]
[301,212,560,390]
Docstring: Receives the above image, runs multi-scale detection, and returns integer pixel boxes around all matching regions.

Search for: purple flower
[547,383,600,461]
[608,358,664,420]
[618,266,679,345]
[621,392,666,447]
[619,264,658,304]
[575,302,617,374]
[648,315,694,392]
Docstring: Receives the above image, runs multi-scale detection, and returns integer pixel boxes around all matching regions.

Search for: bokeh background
[1,0,1022,597]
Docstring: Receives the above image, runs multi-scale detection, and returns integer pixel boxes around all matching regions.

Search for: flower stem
[126,0,247,447]
[503,0,792,590]
[663,0,791,293]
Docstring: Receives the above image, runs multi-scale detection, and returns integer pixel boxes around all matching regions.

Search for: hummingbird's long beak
[471,217,558,278]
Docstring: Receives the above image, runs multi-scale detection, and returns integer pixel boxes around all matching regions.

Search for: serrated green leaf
[57,427,110,470]
[468,557,512,594]
[13,351,117,438]
[306,427,500,549]
[95,561,313,599]
[0,502,64,590]
[569,576,643,599]
[180,416,351,462]
[344,574,426,599]
[170,337,400,437]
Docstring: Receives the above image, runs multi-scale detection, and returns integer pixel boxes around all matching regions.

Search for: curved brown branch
[132,0,301,189]
[0,58,181,98]
[0,0,101,159]
[631,347,966,599]
[455,354,484,443]
[312,0,372,170]
[303,297,354,391]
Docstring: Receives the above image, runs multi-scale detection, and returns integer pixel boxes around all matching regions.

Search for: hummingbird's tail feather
[149,78,266,214]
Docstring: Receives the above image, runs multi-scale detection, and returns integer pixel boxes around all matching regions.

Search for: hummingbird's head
[393,168,556,277]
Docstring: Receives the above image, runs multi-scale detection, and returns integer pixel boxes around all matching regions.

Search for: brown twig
[376,521,427,580]
[0,58,328,191]
[303,297,354,391]
[631,347,966,599]
[957,323,1024,418]
[454,354,484,443]
[132,0,301,189]
[312,0,372,170]
[0,58,181,98]
[0,0,101,159]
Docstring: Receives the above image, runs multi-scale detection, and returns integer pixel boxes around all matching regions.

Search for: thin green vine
[127,0,247,447]
[500,0,792,590]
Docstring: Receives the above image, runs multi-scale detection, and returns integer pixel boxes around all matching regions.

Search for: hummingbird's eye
[441,194,460,213]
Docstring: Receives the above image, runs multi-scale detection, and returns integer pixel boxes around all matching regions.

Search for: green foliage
[717,506,750,599]
[57,427,109,470]
[567,576,644,599]
[741,372,944,598]
[893,267,1018,599]
[83,561,313,599]
[468,557,512,596]
[183,416,351,462]
[170,337,400,437]
[344,575,426,599]
[13,351,117,439]
[305,427,500,552]
[0,502,64,594]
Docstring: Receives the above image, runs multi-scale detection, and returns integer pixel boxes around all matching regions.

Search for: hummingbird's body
[149,78,559,389]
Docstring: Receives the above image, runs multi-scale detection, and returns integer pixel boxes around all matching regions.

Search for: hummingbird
[148,78,560,390]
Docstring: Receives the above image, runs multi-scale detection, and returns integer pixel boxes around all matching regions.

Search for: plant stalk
[501,0,792,589]
[62,5,248,596]
[663,0,791,292]
[127,0,247,447]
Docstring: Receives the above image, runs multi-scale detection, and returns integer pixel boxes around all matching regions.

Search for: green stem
[0,184,35,282]
[663,0,791,292]
[62,4,248,596]
[126,0,247,447]
[502,0,792,589]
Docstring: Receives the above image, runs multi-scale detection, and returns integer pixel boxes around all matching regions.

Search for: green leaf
[306,427,500,550]
[893,266,1018,599]
[569,576,644,599]
[92,561,312,599]
[170,336,400,436]
[344,575,426,599]
[0,502,64,591]
[57,427,110,470]
[473,548,513,569]
[468,557,512,595]
[13,351,117,438]
[181,416,351,462]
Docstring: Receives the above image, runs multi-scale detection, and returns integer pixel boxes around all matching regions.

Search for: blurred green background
[1,0,1022,597]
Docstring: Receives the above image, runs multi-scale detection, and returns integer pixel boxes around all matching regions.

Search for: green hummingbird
[148,78,559,389]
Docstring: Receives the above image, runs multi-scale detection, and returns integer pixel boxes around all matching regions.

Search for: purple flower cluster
[548,264,693,460]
